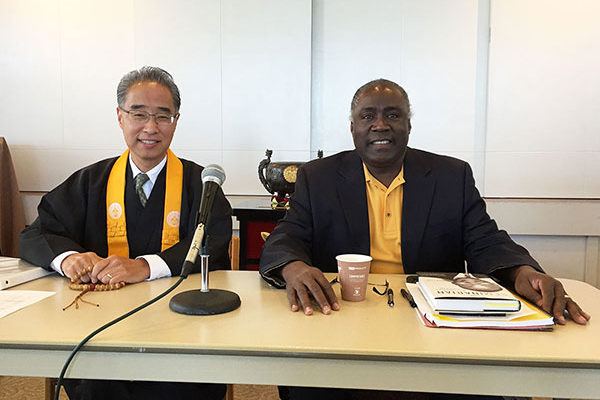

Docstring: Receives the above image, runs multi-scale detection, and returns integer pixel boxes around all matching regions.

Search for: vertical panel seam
[475,0,491,194]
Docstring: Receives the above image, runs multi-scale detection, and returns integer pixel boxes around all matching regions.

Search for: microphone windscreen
[201,164,226,186]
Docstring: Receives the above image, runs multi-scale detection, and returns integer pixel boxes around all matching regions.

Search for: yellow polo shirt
[363,163,404,274]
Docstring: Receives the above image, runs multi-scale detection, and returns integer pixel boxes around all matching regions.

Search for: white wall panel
[311,0,405,154]
[59,0,135,149]
[221,0,311,153]
[400,1,479,155]
[1,0,311,193]
[174,149,223,171]
[486,198,600,237]
[511,235,587,281]
[486,151,600,198]
[11,147,122,192]
[134,0,222,153]
[0,0,63,147]
[311,0,480,160]
[3,0,598,200]
[486,0,600,197]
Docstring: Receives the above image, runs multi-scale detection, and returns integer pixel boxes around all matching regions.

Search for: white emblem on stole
[108,203,123,219]
[167,211,180,228]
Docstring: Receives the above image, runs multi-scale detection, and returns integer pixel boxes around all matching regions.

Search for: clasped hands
[281,261,590,325]
[61,252,151,284]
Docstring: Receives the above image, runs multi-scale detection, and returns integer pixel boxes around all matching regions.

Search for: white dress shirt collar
[129,154,167,197]
[129,155,167,186]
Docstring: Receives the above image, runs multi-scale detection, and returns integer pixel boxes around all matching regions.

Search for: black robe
[19,156,231,400]
[20,156,232,274]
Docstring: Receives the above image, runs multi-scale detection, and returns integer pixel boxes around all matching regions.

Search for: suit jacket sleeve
[259,166,315,288]
[19,166,97,270]
[401,150,542,275]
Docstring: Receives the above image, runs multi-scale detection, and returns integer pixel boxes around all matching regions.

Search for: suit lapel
[402,148,435,273]
[336,151,370,252]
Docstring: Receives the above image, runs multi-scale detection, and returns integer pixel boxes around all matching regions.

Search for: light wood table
[0,271,599,399]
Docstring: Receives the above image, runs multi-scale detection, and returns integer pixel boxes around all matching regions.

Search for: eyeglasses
[329,277,389,295]
[371,280,389,295]
[120,108,178,126]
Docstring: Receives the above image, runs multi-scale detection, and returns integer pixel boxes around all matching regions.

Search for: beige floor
[0,376,279,400]
[0,377,580,400]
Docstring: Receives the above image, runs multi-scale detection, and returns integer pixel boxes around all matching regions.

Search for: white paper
[0,290,55,318]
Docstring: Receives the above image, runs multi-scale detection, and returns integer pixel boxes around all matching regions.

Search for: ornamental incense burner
[258,149,323,209]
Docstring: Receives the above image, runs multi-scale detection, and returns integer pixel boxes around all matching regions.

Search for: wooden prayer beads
[62,265,126,310]
[70,264,97,284]
[68,282,126,291]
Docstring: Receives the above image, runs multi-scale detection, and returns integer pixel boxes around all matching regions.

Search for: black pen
[387,288,394,307]
[401,288,417,308]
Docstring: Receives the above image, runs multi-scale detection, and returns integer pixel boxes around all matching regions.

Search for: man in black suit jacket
[259,79,589,325]
[260,78,589,400]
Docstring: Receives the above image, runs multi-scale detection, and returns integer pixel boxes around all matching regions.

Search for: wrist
[137,258,151,280]
[495,265,533,284]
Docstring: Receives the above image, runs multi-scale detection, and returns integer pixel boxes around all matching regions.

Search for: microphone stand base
[169,289,241,315]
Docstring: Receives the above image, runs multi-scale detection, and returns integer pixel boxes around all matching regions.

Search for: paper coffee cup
[336,254,372,302]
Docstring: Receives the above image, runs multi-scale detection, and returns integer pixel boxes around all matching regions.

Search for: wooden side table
[232,199,286,270]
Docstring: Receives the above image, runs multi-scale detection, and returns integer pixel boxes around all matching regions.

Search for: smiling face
[350,85,411,175]
[117,81,179,172]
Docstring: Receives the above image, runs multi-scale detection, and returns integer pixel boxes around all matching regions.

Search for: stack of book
[406,274,554,330]
[0,257,52,290]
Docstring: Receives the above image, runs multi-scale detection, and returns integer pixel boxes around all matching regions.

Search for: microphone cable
[53,275,186,400]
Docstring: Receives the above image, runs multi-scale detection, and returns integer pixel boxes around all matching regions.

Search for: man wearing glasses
[259,79,590,399]
[20,66,231,400]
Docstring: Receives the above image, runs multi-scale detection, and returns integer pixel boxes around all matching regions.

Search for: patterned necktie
[135,173,150,207]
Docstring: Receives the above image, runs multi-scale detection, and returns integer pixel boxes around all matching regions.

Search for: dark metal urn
[258,149,323,209]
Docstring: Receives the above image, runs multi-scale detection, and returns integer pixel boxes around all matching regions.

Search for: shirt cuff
[51,251,78,276]
[138,254,172,281]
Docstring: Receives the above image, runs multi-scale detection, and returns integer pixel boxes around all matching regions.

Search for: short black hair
[350,79,411,117]
[117,66,181,113]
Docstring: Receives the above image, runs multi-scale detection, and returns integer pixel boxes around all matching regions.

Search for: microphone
[180,165,226,278]
[196,164,226,226]
[170,164,241,316]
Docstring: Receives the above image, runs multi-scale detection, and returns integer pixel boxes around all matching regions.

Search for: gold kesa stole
[106,149,183,257]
